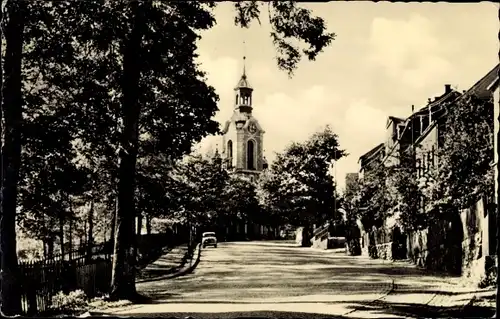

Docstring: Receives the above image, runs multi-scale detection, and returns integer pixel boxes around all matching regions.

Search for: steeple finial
[242,40,247,78]
[243,56,246,78]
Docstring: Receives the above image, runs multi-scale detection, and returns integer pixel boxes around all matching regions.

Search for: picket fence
[15,231,185,316]
[19,253,111,315]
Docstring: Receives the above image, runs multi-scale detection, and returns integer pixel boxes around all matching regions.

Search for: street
[102,241,491,318]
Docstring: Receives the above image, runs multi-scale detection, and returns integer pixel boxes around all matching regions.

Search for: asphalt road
[96,241,491,318]
[138,240,393,303]
[112,241,401,317]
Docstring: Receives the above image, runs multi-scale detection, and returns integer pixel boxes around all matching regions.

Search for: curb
[166,243,202,280]
[340,277,395,316]
[88,244,202,316]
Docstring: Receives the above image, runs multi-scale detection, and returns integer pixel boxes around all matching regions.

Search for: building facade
[356,64,500,281]
[220,59,267,182]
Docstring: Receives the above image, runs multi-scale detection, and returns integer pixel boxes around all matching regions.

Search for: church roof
[235,73,252,90]
[235,56,252,90]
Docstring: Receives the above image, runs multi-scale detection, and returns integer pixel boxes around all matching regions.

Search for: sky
[193,2,499,191]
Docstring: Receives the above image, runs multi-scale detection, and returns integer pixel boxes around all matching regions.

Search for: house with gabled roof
[355,64,499,279]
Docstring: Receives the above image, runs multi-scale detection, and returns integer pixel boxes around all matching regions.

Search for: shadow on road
[94,302,495,319]
[342,299,495,318]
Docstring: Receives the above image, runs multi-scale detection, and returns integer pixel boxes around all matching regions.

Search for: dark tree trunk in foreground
[0,1,25,315]
[110,2,145,301]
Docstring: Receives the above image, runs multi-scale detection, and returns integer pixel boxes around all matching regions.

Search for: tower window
[236,94,239,105]
[247,140,255,170]
[227,140,233,159]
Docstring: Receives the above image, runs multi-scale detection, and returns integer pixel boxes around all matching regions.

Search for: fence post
[26,261,38,316]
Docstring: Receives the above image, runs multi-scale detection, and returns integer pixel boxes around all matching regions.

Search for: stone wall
[406,196,494,281]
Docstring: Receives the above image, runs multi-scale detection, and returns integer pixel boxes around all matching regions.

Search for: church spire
[243,55,247,78]
[235,55,252,90]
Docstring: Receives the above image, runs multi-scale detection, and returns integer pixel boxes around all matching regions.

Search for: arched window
[247,140,255,170]
[227,140,233,159]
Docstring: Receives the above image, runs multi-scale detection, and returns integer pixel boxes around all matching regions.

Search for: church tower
[221,57,267,182]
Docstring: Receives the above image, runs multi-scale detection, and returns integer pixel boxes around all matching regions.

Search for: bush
[50,290,89,315]
[479,264,497,289]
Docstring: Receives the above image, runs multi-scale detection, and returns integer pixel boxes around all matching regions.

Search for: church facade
[220,60,267,182]
[214,60,279,241]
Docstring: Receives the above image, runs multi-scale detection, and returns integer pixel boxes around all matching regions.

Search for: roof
[359,143,385,167]
[463,64,499,98]
[396,64,499,152]
[386,116,405,128]
[235,73,252,90]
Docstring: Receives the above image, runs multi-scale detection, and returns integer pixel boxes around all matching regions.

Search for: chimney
[445,84,451,93]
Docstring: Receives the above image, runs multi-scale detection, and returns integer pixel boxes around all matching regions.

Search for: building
[217,58,276,240]
[358,143,385,179]
[356,64,500,280]
[220,57,267,183]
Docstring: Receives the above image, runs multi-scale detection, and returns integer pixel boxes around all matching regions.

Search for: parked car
[202,232,217,248]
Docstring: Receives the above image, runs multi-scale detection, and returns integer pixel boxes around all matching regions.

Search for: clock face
[248,123,257,134]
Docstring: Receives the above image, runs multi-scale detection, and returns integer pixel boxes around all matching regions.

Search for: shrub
[50,290,89,315]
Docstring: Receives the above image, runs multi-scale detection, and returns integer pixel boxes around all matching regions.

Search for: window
[227,140,233,159]
[235,94,239,105]
[247,140,255,170]
[431,146,435,166]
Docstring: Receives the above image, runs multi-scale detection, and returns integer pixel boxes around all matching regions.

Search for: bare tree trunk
[59,216,65,259]
[69,217,73,261]
[136,213,142,236]
[0,1,25,314]
[110,2,145,301]
[110,199,116,247]
[47,238,54,259]
[86,200,94,262]
[146,215,151,235]
[42,239,47,259]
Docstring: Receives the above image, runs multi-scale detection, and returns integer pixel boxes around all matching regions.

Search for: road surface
[105,241,482,318]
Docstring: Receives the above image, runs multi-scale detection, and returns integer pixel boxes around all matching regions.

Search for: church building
[221,58,267,182]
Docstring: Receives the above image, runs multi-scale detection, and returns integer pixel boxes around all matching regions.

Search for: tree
[387,147,426,231]
[221,176,261,235]
[354,163,394,231]
[428,95,494,214]
[1,0,335,305]
[172,154,229,231]
[261,126,345,245]
[1,1,26,314]
[256,169,286,227]
[106,1,333,299]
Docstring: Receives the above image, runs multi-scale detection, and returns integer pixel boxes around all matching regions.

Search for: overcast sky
[193,2,499,191]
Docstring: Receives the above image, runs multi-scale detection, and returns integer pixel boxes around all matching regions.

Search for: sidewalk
[136,244,190,283]
[340,255,496,318]
[89,243,200,316]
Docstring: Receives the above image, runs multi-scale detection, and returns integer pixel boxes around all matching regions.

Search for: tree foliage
[387,148,426,231]
[429,95,494,212]
[351,94,494,233]
[0,0,335,310]
[234,1,335,75]
[259,126,345,227]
